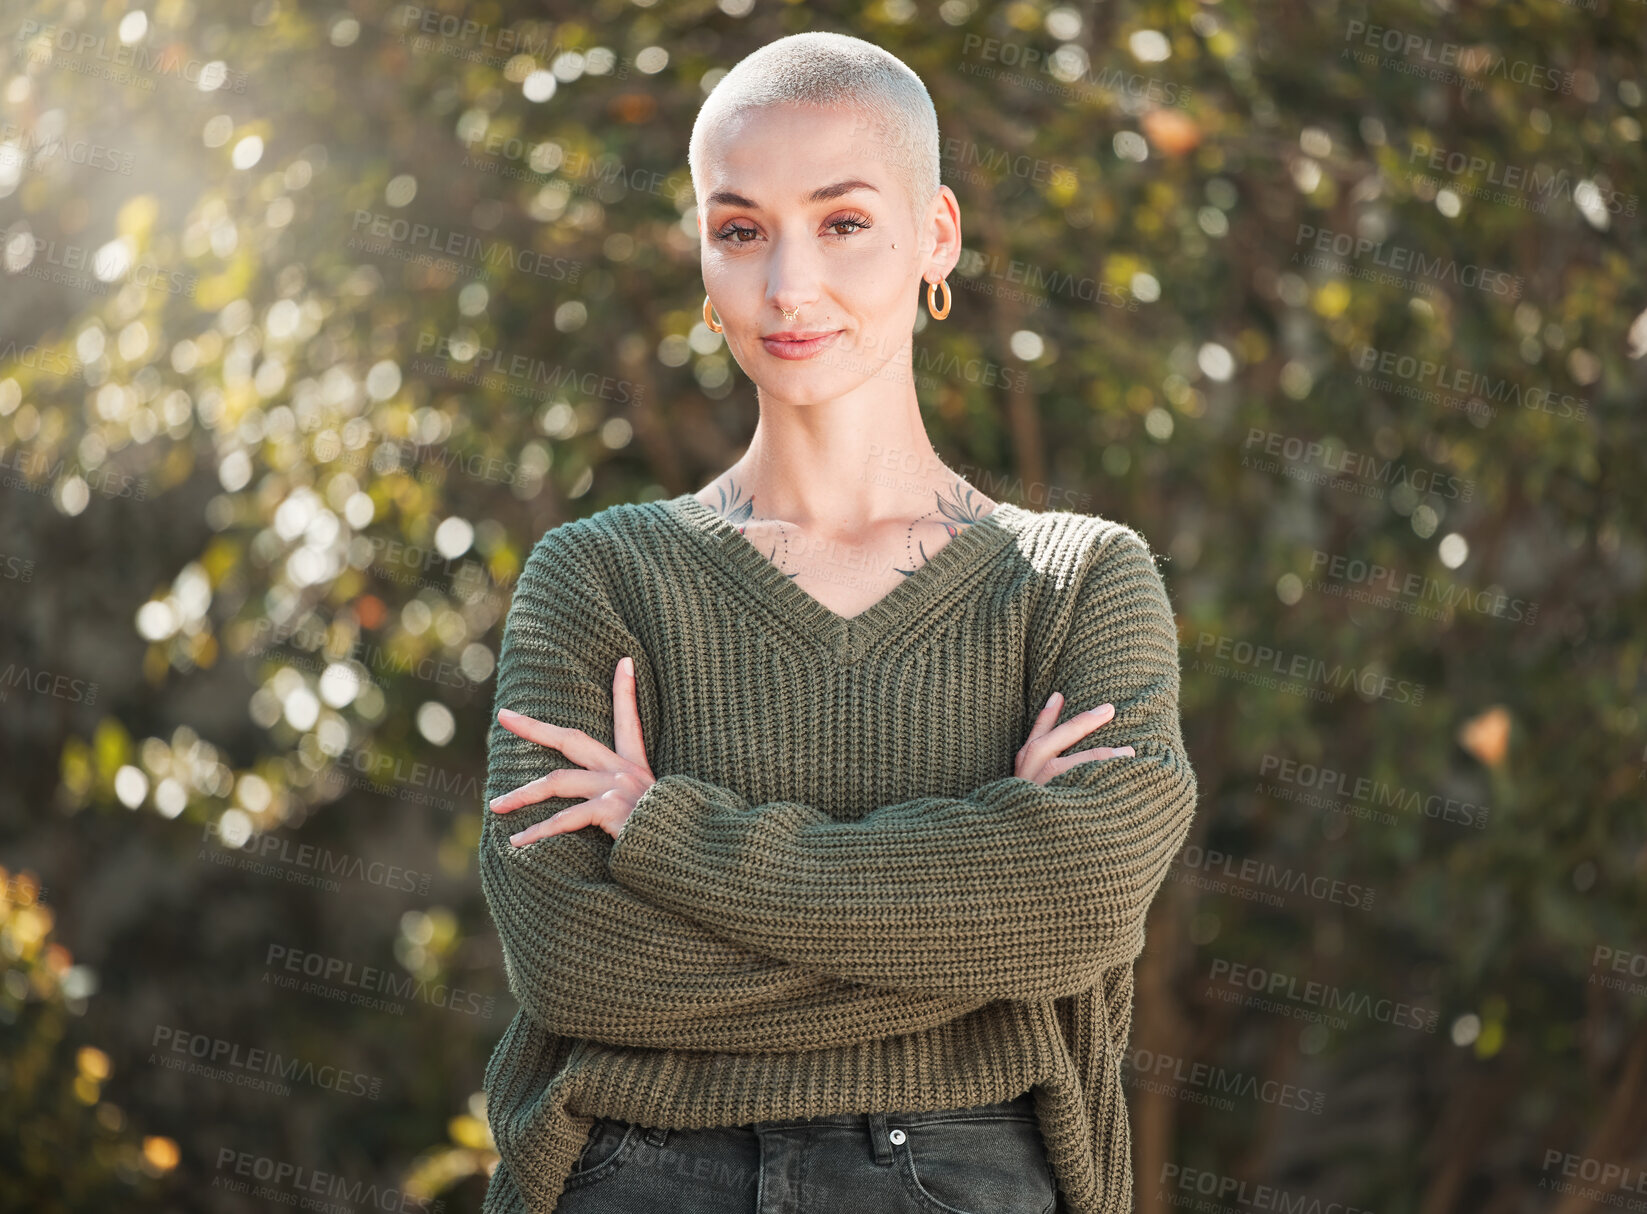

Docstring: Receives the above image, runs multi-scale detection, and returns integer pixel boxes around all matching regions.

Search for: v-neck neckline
[654,492,1022,661]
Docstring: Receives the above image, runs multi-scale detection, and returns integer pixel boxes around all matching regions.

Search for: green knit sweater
[478,492,1199,1214]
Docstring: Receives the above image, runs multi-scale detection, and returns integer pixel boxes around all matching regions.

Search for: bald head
[689,31,941,229]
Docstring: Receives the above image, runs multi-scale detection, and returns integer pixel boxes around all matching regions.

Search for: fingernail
[621,656,633,676]
[509,832,525,845]
[1048,691,1062,704]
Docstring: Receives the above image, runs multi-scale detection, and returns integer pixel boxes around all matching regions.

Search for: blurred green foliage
[0,869,174,1208]
[1,0,1643,1211]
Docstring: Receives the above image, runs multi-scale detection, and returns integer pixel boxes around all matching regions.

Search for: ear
[926,184,962,281]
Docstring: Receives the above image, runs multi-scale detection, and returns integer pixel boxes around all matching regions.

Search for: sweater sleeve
[480,525,993,1053]
[605,525,1199,1003]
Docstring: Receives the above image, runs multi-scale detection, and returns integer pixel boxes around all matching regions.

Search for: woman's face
[697,102,958,404]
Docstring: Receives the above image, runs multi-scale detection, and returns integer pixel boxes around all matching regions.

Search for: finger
[1022,691,1064,745]
[1045,745,1134,780]
[509,802,600,846]
[1024,703,1115,766]
[489,767,610,813]
[612,656,650,770]
[498,708,618,772]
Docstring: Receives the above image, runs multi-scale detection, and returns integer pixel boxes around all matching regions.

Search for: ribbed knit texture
[478,492,1199,1214]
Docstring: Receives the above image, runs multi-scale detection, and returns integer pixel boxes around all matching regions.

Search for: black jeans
[553,1091,1057,1214]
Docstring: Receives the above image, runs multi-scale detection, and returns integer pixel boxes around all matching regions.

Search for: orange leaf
[1457,705,1511,768]
[1142,108,1201,157]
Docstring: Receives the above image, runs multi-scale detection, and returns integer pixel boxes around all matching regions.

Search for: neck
[719,395,963,533]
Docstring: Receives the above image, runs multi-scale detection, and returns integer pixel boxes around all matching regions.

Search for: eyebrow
[705,180,881,209]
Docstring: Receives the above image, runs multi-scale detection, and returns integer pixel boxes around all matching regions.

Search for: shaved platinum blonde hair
[688,31,941,224]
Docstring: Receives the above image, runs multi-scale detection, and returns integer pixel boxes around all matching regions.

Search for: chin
[757,375,854,405]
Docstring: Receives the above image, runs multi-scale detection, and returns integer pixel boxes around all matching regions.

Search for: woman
[478,30,1198,1214]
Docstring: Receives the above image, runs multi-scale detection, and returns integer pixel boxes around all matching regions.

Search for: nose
[765,230,821,323]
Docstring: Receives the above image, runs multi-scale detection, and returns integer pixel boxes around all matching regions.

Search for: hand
[1015,692,1134,785]
[490,655,657,845]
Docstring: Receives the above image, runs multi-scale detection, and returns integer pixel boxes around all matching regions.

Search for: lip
[760,329,842,360]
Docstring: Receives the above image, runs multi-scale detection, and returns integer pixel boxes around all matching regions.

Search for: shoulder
[1002,506,1180,666]
[995,503,1168,588]
[506,503,668,641]
[524,499,669,572]
[515,499,691,626]
[1003,506,1179,650]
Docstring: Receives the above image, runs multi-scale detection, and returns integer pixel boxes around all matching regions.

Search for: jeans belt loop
[644,1125,669,1148]
[868,1111,893,1165]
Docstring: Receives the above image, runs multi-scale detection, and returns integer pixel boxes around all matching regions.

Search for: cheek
[701,248,758,294]
[857,270,916,316]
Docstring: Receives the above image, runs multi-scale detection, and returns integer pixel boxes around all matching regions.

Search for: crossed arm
[480,521,1195,1047]
[480,529,992,1053]
[602,528,1199,1002]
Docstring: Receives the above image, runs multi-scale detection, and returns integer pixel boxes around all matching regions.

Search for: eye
[713,222,760,243]
[826,211,871,237]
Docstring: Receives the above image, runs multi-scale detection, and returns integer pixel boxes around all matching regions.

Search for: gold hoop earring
[926,277,951,321]
[703,295,723,333]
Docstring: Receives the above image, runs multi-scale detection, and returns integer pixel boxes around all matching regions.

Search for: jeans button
[889,1128,906,1145]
